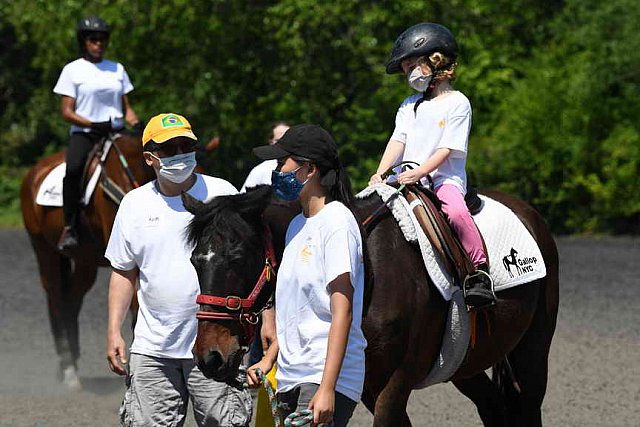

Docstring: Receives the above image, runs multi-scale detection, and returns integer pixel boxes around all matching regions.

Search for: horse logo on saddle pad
[502,247,539,278]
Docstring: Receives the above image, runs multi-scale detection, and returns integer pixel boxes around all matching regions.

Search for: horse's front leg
[453,373,507,426]
[372,367,413,427]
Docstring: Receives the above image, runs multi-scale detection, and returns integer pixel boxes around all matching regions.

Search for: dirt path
[0,229,638,426]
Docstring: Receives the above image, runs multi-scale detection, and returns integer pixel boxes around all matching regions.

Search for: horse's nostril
[203,349,223,371]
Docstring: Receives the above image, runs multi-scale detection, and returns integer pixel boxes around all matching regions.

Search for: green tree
[1,0,638,233]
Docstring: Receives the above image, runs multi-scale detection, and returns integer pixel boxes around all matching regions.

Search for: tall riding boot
[58,175,81,251]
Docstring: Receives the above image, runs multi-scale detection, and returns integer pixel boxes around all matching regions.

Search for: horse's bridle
[195,226,277,344]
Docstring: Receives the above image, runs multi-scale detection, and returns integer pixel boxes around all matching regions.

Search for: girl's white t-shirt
[105,174,238,359]
[275,201,367,403]
[53,57,134,134]
[391,90,472,193]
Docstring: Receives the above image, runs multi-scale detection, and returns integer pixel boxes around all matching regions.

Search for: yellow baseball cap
[142,113,198,147]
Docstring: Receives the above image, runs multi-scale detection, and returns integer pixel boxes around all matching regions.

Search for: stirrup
[463,269,497,311]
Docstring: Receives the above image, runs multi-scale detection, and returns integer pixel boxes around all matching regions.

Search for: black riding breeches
[62,131,102,226]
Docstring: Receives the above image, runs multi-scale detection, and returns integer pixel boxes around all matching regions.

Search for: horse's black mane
[185,185,272,247]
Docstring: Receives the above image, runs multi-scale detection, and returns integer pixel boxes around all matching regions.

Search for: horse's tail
[492,357,521,396]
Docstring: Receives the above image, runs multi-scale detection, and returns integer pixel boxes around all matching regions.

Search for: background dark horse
[20,132,154,389]
[184,186,559,426]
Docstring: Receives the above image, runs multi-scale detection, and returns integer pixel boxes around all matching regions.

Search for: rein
[110,134,140,189]
[195,226,277,342]
[255,368,313,427]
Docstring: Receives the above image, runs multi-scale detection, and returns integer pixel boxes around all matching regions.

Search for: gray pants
[277,383,357,427]
[120,353,252,427]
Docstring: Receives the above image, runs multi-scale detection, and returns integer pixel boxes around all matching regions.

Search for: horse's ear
[182,191,205,214]
[236,185,273,217]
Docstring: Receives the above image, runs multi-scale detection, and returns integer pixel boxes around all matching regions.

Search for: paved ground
[0,228,638,426]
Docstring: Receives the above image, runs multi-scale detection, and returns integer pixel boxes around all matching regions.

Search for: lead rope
[254,368,314,427]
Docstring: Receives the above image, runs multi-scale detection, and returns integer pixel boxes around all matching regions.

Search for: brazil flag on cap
[161,115,184,128]
[142,113,196,146]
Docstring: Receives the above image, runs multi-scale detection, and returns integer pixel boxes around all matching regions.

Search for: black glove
[90,120,112,136]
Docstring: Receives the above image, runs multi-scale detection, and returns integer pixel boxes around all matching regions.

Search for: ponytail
[320,160,356,210]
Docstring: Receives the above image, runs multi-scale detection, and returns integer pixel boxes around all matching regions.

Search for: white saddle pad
[35,139,112,207]
[356,184,547,300]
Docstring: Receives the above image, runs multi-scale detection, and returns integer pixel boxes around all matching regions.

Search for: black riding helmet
[386,23,458,74]
[76,16,110,49]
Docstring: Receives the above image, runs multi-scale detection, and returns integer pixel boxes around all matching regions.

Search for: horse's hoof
[60,365,82,391]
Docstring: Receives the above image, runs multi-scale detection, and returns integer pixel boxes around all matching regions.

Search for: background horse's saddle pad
[36,140,112,207]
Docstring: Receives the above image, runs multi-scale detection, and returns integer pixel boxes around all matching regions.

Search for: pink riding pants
[435,184,487,267]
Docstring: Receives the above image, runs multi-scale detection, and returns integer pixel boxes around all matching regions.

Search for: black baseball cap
[253,124,340,184]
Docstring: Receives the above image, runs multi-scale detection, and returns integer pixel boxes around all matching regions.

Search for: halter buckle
[225,296,242,311]
[265,262,274,282]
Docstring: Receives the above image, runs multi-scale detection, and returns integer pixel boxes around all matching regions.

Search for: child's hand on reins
[369,173,386,186]
[397,166,427,185]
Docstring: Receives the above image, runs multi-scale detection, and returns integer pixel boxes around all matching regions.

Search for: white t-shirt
[240,159,277,192]
[53,58,134,134]
[391,90,472,193]
[275,201,367,402]
[105,174,237,359]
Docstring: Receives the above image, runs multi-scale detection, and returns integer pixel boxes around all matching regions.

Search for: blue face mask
[271,166,307,201]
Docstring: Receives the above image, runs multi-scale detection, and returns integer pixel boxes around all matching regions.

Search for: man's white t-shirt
[53,58,134,134]
[391,90,472,193]
[105,174,237,359]
[275,201,367,403]
[240,159,277,192]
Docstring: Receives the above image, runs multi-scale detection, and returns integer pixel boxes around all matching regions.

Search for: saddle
[402,184,487,287]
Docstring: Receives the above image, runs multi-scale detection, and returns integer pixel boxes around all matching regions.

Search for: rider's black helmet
[386,23,458,74]
[76,16,110,48]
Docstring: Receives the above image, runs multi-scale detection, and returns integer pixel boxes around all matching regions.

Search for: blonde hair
[418,52,457,82]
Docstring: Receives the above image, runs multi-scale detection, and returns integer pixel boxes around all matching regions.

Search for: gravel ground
[0,229,638,426]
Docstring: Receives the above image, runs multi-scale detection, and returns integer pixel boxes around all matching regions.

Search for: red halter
[195,226,277,343]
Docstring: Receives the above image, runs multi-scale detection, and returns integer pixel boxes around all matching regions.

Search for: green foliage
[0,0,638,233]
[0,167,25,227]
[472,0,640,233]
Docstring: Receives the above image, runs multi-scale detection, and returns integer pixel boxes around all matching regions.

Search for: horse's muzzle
[195,348,243,382]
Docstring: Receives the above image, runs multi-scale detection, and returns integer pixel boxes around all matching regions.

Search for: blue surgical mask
[271,166,308,201]
[149,151,197,183]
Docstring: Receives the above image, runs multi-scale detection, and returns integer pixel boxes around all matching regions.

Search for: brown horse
[20,132,155,389]
[183,186,559,426]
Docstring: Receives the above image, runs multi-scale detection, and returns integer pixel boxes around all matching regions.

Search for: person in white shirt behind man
[240,121,290,192]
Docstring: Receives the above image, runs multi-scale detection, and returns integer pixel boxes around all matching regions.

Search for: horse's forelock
[186,185,273,249]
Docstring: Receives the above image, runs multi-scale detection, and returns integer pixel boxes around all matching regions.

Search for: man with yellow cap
[105,113,251,426]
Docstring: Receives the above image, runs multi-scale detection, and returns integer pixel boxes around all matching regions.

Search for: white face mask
[149,151,197,183]
[408,65,432,92]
